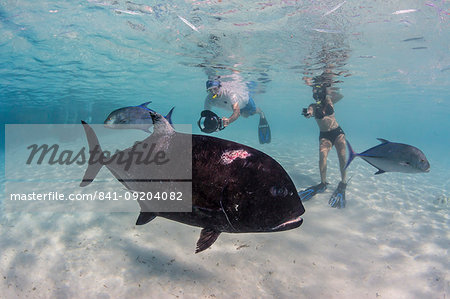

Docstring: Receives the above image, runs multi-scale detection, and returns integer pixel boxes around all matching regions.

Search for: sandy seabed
[1,137,448,299]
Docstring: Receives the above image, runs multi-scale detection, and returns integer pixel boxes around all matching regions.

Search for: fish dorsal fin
[165,107,175,125]
[138,101,152,108]
[377,138,390,144]
[195,228,221,253]
[149,111,175,136]
[136,212,157,225]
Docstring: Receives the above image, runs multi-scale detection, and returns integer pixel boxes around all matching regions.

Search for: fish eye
[270,186,288,197]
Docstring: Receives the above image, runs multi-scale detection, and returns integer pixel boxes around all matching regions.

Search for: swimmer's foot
[258,115,271,144]
[329,182,347,209]
[298,182,328,202]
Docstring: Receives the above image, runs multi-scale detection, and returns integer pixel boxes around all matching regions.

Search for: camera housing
[302,108,310,117]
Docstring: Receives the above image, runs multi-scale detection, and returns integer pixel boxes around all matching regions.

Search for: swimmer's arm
[324,94,334,106]
[305,104,315,118]
[223,102,240,127]
[302,76,313,86]
[331,91,343,104]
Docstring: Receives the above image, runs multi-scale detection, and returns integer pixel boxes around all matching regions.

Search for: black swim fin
[329,182,347,209]
[258,116,271,144]
[298,182,328,201]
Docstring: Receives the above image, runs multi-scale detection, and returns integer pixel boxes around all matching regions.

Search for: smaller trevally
[104,101,174,133]
[345,138,430,175]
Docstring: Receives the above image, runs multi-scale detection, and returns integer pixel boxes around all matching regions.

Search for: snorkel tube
[206,78,221,99]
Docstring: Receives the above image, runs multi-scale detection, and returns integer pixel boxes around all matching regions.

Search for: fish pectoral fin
[374,169,386,175]
[195,228,221,254]
[136,212,156,225]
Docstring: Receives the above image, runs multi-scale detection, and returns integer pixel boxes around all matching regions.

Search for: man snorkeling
[298,67,348,208]
[202,73,271,144]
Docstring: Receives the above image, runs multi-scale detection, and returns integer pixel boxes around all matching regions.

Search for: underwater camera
[197,110,224,133]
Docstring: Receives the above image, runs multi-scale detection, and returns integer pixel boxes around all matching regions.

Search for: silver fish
[345,138,430,175]
[104,102,174,133]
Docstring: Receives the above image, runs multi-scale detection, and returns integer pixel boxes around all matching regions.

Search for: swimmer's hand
[302,108,311,118]
[222,117,230,127]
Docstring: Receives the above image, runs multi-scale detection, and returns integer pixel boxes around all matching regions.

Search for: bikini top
[314,103,334,119]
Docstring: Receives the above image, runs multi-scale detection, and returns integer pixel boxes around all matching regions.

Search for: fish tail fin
[165,106,175,125]
[344,139,357,170]
[80,121,104,187]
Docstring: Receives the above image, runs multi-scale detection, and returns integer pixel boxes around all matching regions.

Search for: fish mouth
[271,215,303,231]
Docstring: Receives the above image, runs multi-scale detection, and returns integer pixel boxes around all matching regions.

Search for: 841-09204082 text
[9,191,184,201]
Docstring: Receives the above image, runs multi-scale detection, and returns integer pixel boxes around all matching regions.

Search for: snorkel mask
[312,83,329,104]
[206,79,221,99]
[197,110,225,133]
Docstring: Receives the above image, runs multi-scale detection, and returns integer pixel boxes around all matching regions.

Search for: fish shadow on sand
[1,212,212,296]
[116,237,213,281]
[55,213,212,281]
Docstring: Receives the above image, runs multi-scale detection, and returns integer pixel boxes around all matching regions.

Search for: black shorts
[319,126,344,145]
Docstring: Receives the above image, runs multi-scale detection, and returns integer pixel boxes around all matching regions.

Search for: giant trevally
[104,101,175,133]
[345,138,430,175]
[80,111,305,253]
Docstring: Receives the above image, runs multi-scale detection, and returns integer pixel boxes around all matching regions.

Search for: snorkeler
[298,68,348,208]
[200,73,271,144]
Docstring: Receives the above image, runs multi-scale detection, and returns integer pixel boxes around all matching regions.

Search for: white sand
[1,138,449,298]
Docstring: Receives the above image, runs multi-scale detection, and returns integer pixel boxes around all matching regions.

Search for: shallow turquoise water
[1,1,449,298]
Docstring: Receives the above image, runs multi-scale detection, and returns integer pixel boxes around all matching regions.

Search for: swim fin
[329,182,347,209]
[258,116,271,144]
[298,182,328,201]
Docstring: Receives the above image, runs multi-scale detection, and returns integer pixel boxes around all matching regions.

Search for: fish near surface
[104,101,175,133]
[345,138,430,175]
[80,112,305,253]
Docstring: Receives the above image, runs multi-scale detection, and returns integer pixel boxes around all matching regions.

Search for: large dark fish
[345,138,430,175]
[104,101,175,133]
[80,112,305,253]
